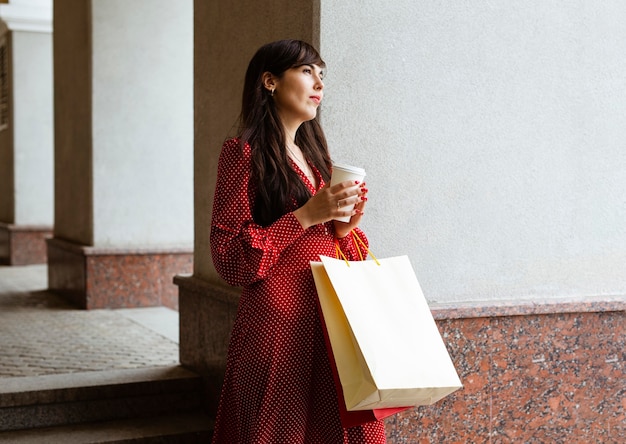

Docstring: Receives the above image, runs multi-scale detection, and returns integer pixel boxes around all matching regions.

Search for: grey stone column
[177,0,319,414]
[50,0,194,309]
[0,0,53,265]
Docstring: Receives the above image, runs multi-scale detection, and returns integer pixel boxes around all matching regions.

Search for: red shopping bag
[316,298,409,428]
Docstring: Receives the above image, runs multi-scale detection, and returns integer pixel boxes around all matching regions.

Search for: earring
[270,88,275,97]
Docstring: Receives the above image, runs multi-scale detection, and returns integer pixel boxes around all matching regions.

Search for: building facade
[1,0,625,441]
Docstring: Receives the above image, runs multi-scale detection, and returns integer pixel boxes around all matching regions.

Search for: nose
[315,75,324,90]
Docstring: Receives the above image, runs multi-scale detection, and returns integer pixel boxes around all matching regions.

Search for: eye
[303,67,312,74]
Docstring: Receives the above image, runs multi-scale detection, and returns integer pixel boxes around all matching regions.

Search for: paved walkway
[0,265,180,379]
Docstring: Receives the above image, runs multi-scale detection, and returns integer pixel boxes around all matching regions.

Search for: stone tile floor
[0,265,179,378]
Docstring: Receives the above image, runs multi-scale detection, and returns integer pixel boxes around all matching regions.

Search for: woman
[210,39,386,443]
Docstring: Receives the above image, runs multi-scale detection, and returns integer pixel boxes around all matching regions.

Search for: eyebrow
[303,64,325,77]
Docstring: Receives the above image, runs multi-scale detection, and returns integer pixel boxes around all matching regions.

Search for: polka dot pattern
[210,139,386,443]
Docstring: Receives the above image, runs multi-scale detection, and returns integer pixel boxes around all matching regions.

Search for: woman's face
[272,64,324,129]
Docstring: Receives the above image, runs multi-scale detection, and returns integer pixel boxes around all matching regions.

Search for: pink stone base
[0,222,52,265]
[385,304,625,443]
[47,237,192,309]
[175,277,626,442]
[175,275,240,416]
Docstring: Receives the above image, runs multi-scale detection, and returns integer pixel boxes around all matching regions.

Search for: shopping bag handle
[334,230,380,266]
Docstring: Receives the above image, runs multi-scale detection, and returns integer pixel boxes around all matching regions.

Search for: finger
[330,179,362,194]
[354,198,367,213]
[336,187,362,202]
[355,195,368,206]
[342,179,363,187]
[336,194,366,211]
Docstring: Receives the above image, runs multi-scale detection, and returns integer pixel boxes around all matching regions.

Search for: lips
[309,95,322,105]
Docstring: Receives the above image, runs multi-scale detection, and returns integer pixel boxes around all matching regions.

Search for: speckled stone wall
[177,275,625,441]
[385,303,625,443]
[47,238,192,310]
[0,223,51,265]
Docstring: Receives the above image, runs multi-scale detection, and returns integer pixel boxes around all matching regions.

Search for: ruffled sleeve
[335,227,370,262]
[210,139,306,287]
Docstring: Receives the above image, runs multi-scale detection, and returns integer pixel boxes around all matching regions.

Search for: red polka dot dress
[210,139,387,443]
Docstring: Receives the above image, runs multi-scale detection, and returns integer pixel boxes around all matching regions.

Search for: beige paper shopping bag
[311,255,462,411]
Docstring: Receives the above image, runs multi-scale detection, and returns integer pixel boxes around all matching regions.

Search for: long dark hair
[239,39,331,227]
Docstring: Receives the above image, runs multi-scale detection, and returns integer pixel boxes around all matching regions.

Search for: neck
[281,119,302,146]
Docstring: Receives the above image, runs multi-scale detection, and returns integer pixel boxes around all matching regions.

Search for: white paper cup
[330,162,366,222]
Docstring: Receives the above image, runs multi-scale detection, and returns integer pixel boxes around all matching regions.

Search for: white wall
[91,0,193,247]
[321,1,626,303]
[13,30,53,226]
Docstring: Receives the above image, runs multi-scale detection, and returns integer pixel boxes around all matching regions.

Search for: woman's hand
[333,183,367,238]
[293,180,368,231]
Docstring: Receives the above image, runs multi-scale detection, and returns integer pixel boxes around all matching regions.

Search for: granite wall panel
[175,276,625,442]
[385,310,625,443]
[0,223,51,265]
[47,237,192,309]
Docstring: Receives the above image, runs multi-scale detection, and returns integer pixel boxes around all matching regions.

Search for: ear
[262,71,277,93]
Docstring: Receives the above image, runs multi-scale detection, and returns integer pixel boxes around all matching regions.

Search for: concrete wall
[320,0,626,303]
[91,0,193,247]
[54,0,193,248]
[0,27,53,227]
[12,30,53,226]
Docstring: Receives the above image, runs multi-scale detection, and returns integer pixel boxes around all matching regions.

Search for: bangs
[293,42,326,70]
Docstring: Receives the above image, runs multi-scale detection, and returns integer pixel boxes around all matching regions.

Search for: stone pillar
[319,2,626,440]
[49,0,194,309]
[177,0,318,413]
[0,0,53,265]
[183,1,626,437]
